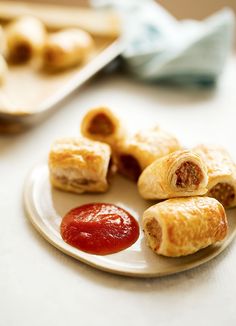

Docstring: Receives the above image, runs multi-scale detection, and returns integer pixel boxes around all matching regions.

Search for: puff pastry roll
[81,107,125,148]
[5,16,46,63]
[43,28,94,70]
[49,137,115,194]
[114,126,181,181]
[142,197,228,257]
[193,144,236,208]
[138,150,208,199]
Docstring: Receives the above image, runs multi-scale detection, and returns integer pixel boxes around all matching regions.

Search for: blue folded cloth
[92,0,235,86]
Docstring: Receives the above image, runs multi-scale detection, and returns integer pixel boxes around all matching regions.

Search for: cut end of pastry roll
[193,144,236,208]
[138,150,208,199]
[208,182,235,208]
[81,107,124,148]
[43,28,94,70]
[142,197,228,257]
[5,16,46,63]
[115,126,181,182]
[48,137,115,194]
[116,154,142,182]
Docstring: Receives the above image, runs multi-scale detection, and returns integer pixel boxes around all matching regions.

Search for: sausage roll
[138,150,208,199]
[81,107,125,148]
[114,126,181,181]
[49,137,115,194]
[43,28,94,70]
[0,55,7,84]
[5,16,46,63]
[142,197,228,257]
[193,144,236,208]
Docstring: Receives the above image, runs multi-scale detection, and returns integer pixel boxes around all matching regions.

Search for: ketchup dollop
[60,203,140,255]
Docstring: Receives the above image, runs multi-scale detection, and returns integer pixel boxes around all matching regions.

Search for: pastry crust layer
[49,137,113,194]
[43,28,94,69]
[193,144,236,208]
[138,150,208,199]
[81,107,125,148]
[115,126,181,181]
[5,15,46,62]
[142,197,228,257]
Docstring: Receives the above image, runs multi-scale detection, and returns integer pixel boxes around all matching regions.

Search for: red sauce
[60,203,140,255]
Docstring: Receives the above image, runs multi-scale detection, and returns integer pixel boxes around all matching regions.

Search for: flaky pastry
[43,28,94,70]
[138,150,208,199]
[142,197,228,257]
[5,15,46,63]
[81,107,125,149]
[49,137,114,194]
[193,144,236,208]
[115,126,181,181]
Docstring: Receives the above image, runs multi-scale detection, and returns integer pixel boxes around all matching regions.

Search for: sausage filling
[175,161,203,189]
[11,42,32,62]
[145,218,162,251]
[106,158,116,183]
[208,182,235,207]
[118,154,141,182]
[88,113,115,136]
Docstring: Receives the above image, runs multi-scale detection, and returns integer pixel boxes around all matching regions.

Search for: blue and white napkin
[92,0,235,85]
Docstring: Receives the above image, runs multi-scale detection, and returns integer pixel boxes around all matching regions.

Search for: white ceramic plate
[24,163,236,278]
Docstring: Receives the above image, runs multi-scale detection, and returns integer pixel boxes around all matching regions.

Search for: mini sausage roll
[43,28,94,70]
[114,126,181,181]
[138,150,208,199]
[81,107,125,148]
[142,197,228,257]
[193,144,236,208]
[5,16,46,63]
[0,55,7,84]
[49,137,115,194]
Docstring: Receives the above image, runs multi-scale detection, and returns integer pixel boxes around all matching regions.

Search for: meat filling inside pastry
[193,145,236,208]
[49,137,115,194]
[142,197,228,257]
[208,183,235,207]
[88,113,115,136]
[81,107,125,148]
[118,154,142,182]
[115,126,181,182]
[138,150,208,199]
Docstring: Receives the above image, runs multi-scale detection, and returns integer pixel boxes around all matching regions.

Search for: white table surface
[1,56,236,326]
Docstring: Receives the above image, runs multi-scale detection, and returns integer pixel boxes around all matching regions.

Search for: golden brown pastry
[49,137,115,194]
[193,144,236,208]
[0,25,5,54]
[5,16,46,63]
[0,55,7,84]
[138,150,208,199]
[81,107,125,149]
[43,28,94,70]
[142,197,228,257]
[114,126,181,181]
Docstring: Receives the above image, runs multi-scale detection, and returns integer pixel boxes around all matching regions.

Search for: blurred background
[11,0,236,19]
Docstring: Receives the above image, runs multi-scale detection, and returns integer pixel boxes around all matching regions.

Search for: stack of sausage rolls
[49,107,235,257]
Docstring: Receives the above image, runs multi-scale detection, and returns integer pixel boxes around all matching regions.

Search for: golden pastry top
[193,144,235,179]
[49,137,111,170]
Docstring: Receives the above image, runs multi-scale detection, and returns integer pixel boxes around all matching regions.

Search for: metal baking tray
[0,1,123,132]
